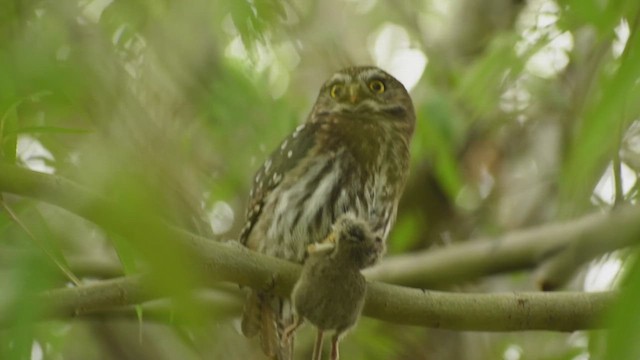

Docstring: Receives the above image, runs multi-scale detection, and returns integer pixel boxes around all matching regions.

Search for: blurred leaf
[416,99,465,200]
[1,91,66,163]
[388,212,419,253]
[1,254,56,360]
[0,199,80,285]
[604,252,640,359]
[5,126,92,136]
[203,60,298,199]
[228,0,285,47]
[85,167,208,327]
[557,0,618,32]
[109,231,145,328]
[29,206,79,281]
[0,104,18,163]
[457,34,523,118]
[346,318,403,360]
[33,321,72,360]
[100,0,150,36]
[109,232,140,275]
[0,0,20,44]
[560,14,640,213]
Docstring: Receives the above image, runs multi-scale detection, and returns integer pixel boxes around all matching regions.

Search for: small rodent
[282,215,384,360]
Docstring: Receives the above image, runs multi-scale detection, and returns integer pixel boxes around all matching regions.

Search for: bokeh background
[1,0,640,359]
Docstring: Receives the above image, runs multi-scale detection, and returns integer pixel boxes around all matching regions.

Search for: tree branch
[34,249,613,332]
[366,206,640,288]
[0,248,123,279]
[39,288,242,324]
[3,163,639,289]
[0,164,620,331]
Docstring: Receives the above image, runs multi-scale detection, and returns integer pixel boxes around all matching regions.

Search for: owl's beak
[348,83,359,103]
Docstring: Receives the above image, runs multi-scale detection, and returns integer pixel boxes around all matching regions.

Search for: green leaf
[1,253,56,360]
[4,126,92,136]
[557,0,617,32]
[388,212,419,253]
[604,252,640,359]
[456,34,522,119]
[108,231,146,331]
[0,199,80,285]
[0,104,18,163]
[559,16,640,214]
[30,206,80,284]
[416,100,465,200]
[1,91,57,163]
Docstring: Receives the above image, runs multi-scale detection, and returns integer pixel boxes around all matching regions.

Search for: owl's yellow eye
[368,80,385,94]
[330,84,342,98]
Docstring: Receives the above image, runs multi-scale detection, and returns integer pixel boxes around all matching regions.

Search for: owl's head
[313,66,415,126]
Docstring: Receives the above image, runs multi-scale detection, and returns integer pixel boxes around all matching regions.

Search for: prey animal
[282,215,384,360]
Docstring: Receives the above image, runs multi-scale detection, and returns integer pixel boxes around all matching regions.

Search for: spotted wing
[239,122,319,247]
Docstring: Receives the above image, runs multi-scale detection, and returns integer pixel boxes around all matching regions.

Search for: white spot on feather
[208,201,235,235]
[292,124,306,138]
[329,73,351,83]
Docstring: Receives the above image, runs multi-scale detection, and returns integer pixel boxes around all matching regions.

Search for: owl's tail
[241,290,294,360]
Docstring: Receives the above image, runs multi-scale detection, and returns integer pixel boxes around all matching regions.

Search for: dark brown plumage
[239,66,415,359]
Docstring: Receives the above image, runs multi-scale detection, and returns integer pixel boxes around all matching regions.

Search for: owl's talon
[323,232,337,244]
[265,274,278,292]
[307,242,335,254]
[281,316,304,346]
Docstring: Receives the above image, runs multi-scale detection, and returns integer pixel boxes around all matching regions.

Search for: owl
[239,66,416,359]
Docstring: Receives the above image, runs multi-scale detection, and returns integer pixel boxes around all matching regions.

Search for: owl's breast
[251,116,409,262]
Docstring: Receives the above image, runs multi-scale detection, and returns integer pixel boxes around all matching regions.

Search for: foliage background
[1,0,640,359]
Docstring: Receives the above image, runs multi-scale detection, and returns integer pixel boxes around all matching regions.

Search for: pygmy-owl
[283,215,384,360]
[239,66,416,359]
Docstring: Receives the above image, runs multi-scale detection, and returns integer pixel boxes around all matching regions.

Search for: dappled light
[369,22,428,91]
[584,253,623,292]
[17,136,55,174]
[517,0,574,78]
[593,162,637,205]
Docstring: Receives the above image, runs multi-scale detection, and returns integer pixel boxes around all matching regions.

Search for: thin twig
[0,197,81,286]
